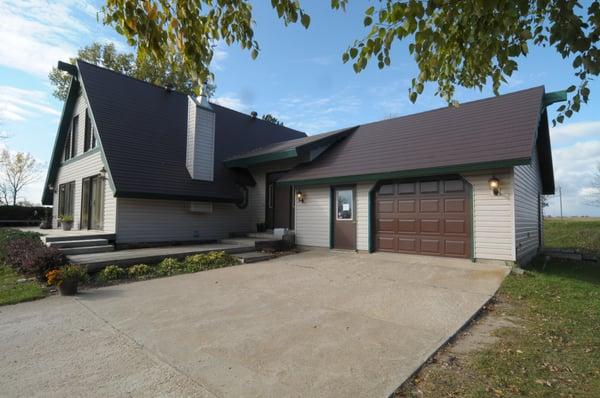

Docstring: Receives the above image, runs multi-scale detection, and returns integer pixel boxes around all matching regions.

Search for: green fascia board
[224,148,298,168]
[279,158,530,186]
[59,147,101,166]
[41,78,80,205]
[543,90,567,107]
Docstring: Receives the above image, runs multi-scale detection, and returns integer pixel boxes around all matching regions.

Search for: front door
[265,172,294,230]
[81,175,104,230]
[333,186,356,250]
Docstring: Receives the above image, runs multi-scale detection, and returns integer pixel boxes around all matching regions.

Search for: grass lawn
[0,265,46,306]
[397,219,600,397]
[544,217,600,252]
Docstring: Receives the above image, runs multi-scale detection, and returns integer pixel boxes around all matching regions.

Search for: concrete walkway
[0,250,509,397]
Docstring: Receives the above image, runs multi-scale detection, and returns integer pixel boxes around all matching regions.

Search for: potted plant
[58,215,74,231]
[46,264,88,296]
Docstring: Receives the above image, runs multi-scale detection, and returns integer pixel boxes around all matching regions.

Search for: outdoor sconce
[47,184,54,191]
[488,176,500,196]
[296,190,305,203]
[99,167,107,179]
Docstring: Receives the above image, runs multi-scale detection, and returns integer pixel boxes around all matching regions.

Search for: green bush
[183,251,237,272]
[157,258,184,276]
[128,264,152,279]
[98,265,126,281]
[0,228,41,261]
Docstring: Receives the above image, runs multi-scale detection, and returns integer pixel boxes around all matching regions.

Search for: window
[84,110,92,152]
[63,115,79,160]
[336,189,353,220]
[58,181,75,218]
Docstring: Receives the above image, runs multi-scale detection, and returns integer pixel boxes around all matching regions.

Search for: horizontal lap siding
[52,91,116,232]
[463,172,515,261]
[115,194,261,244]
[356,182,374,251]
[514,149,542,264]
[294,185,330,247]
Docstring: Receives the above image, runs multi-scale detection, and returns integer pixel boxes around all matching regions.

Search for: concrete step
[234,251,275,264]
[47,239,109,249]
[60,245,114,255]
[246,233,278,240]
[221,238,264,246]
[43,233,115,243]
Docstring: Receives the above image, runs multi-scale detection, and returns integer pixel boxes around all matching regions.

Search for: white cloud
[0,0,97,77]
[0,85,60,122]
[212,94,249,113]
[545,140,600,216]
[550,121,600,147]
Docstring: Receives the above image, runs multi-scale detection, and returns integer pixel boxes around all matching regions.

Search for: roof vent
[250,111,258,120]
[164,84,174,93]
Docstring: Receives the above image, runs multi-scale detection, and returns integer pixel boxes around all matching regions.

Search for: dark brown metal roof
[279,86,554,193]
[49,61,306,203]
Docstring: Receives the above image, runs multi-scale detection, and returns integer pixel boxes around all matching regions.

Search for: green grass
[0,265,46,306]
[544,218,600,252]
[398,218,600,397]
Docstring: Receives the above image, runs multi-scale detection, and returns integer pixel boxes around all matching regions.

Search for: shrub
[128,264,152,279]
[157,258,184,276]
[4,238,67,281]
[0,228,41,261]
[98,265,126,281]
[183,251,237,272]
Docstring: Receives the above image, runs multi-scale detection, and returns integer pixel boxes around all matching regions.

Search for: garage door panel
[397,237,417,253]
[445,219,466,234]
[420,199,440,212]
[377,236,396,251]
[420,239,441,255]
[377,218,396,233]
[397,219,417,233]
[376,178,471,259]
[420,219,441,234]
[445,240,467,256]
[444,198,466,213]
[397,200,416,213]
[377,200,395,213]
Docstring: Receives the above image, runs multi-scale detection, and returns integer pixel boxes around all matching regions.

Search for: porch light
[47,184,54,191]
[296,190,305,203]
[99,167,107,179]
[488,176,500,196]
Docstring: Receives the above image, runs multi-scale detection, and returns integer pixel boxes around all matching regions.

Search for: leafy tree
[0,150,40,206]
[261,114,284,126]
[48,42,208,101]
[102,0,598,123]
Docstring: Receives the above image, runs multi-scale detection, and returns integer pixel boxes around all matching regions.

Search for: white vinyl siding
[463,171,515,261]
[53,151,116,232]
[294,185,330,247]
[356,182,374,251]
[115,197,259,244]
[513,149,542,264]
[186,97,215,181]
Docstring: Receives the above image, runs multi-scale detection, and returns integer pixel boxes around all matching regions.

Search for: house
[42,60,562,265]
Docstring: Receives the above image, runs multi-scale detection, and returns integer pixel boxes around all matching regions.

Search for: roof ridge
[318,85,546,133]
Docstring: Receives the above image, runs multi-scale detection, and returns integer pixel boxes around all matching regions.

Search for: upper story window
[83,109,97,152]
[64,115,78,161]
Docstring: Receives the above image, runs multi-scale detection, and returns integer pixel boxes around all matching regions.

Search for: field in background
[544,218,600,252]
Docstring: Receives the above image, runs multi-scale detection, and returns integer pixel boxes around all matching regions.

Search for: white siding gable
[186,96,215,181]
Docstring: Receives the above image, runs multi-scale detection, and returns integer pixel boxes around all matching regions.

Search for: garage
[375,178,471,258]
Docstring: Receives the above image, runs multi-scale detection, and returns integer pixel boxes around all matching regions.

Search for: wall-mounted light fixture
[47,184,54,191]
[296,190,305,203]
[99,167,107,180]
[488,176,500,196]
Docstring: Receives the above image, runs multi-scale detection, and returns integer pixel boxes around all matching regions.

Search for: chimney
[186,84,215,181]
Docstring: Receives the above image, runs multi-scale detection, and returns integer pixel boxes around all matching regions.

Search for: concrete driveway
[0,250,508,397]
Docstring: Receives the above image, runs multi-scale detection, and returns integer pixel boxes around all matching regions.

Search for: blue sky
[0,0,599,216]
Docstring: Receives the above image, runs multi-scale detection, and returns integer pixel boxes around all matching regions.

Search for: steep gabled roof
[279,86,555,194]
[43,60,306,204]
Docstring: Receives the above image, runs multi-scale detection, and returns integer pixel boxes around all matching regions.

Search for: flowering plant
[45,264,88,286]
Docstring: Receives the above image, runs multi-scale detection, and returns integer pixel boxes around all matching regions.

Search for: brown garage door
[375,178,471,258]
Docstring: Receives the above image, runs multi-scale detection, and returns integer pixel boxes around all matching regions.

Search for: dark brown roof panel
[279,86,545,183]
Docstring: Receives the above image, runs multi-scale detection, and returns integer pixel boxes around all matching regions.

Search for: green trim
[543,90,567,107]
[368,183,377,253]
[60,146,101,166]
[58,61,77,76]
[329,187,334,249]
[224,148,298,168]
[466,179,475,261]
[280,158,530,186]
